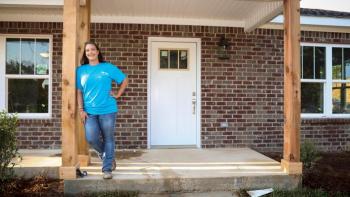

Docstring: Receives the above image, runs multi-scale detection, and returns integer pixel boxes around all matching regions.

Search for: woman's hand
[110,77,128,100]
[79,110,88,124]
[110,91,120,99]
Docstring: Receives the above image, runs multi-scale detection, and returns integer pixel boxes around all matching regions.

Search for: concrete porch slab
[66,148,300,195]
[13,149,61,179]
[13,148,301,195]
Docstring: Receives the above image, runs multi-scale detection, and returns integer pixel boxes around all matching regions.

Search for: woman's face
[85,44,99,62]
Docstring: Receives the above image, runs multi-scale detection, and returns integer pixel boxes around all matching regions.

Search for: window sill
[301,114,350,124]
[12,113,52,119]
[302,114,350,119]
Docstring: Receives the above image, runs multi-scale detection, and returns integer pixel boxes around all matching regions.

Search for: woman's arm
[77,90,88,123]
[77,90,84,110]
[112,77,129,99]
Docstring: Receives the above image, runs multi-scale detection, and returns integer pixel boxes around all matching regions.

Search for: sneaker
[112,160,116,171]
[103,171,113,179]
[97,152,105,161]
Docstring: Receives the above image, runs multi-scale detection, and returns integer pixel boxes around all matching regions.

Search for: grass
[238,188,349,197]
[80,190,139,197]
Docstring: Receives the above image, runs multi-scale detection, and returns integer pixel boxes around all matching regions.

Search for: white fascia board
[0,0,85,7]
[261,23,350,33]
[92,16,245,27]
[244,1,283,32]
[271,15,350,27]
[0,0,63,6]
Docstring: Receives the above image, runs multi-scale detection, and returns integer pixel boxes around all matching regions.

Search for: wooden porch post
[281,0,303,174]
[77,0,91,167]
[59,0,80,179]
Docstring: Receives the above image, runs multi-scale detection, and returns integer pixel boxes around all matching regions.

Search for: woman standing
[76,41,128,179]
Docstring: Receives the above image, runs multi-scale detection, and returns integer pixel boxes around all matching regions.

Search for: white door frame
[147,37,201,149]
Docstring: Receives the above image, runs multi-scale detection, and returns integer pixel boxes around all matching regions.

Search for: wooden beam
[60,0,80,179]
[77,0,91,167]
[281,0,302,175]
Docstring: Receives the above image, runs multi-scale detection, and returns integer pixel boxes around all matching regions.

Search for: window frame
[0,34,53,119]
[158,48,190,71]
[301,42,350,119]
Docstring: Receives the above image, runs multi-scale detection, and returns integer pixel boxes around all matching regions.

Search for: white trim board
[0,37,5,110]
[0,0,86,7]
[271,15,350,27]
[261,23,350,33]
[147,37,201,149]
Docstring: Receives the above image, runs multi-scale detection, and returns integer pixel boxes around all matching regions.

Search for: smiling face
[85,43,99,63]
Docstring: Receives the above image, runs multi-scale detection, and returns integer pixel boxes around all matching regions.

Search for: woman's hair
[80,41,105,65]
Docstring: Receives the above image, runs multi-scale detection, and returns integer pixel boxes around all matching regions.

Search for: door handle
[192,99,196,115]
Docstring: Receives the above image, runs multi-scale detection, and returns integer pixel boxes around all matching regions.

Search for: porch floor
[14,148,300,195]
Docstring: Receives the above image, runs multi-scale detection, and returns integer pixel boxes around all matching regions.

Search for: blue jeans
[84,112,116,172]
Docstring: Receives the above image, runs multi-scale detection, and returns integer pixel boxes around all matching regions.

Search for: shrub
[0,111,20,181]
[301,139,320,169]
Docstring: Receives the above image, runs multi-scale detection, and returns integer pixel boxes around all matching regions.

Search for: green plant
[271,188,328,197]
[81,190,139,197]
[0,111,20,182]
[301,139,320,169]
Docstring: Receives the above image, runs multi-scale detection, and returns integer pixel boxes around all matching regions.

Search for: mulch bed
[265,151,350,193]
[1,151,349,196]
[1,175,63,197]
[303,152,350,193]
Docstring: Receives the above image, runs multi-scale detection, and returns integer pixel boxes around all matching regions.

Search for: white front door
[150,40,198,147]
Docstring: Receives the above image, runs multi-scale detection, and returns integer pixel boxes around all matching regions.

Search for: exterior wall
[0,21,349,152]
[0,22,63,149]
[300,32,350,152]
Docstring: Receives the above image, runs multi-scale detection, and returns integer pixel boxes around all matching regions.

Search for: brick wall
[0,21,349,152]
[0,22,63,149]
[300,31,350,152]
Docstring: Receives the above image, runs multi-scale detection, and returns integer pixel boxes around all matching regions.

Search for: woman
[76,41,128,179]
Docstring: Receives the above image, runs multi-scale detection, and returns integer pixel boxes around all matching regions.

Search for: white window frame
[0,34,53,119]
[301,42,350,119]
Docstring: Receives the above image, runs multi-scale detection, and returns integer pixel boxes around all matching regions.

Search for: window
[159,49,188,70]
[0,36,52,119]
[301,43,350,118]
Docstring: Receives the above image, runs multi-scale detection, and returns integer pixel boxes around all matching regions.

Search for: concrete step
[64,174,300,195]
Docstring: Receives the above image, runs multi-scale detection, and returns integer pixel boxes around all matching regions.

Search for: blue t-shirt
[76,62,126,115]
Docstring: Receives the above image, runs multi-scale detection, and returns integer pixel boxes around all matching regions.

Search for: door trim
[147,37,201,149]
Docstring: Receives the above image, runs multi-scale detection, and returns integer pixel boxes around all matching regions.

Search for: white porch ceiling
[0,0,283,32]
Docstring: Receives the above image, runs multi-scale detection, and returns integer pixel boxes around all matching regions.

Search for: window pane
[36,39,49,75]
[169,50,178,69]
[315,47,326,79]
[8,79,48,113]
[6,38,20,74]
[301,83,323,113]
[179,50,188,69]
[332,48,342,80]
[21,39,35,74]
[332,83,350,113]
[344,48,350,80]
[160,50,168,69]
[302,46,314,79]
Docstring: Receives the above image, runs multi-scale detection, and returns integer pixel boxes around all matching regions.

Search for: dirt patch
[303,152,350,192]
[116,150,145,160]
[1,175,63,197]
[52,150,145,160]
[89,150,145,160]
[264,151,350,193]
